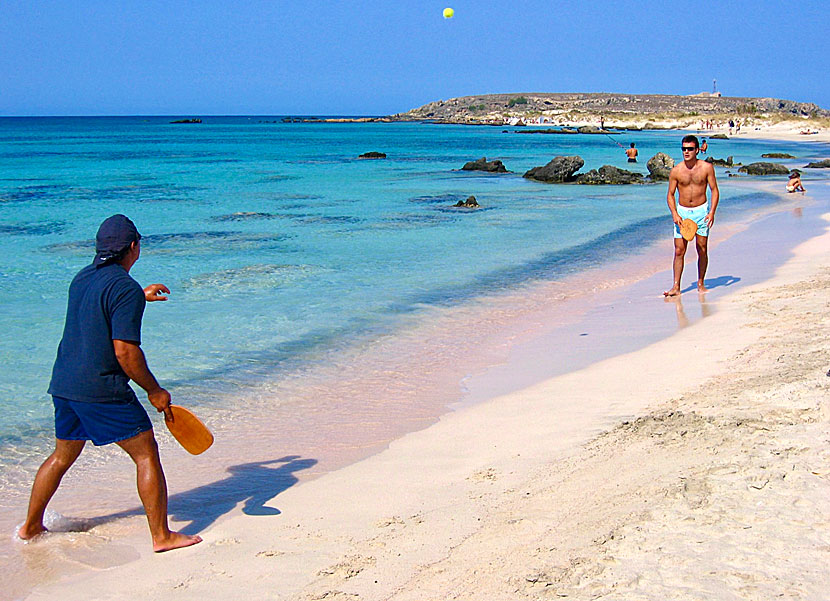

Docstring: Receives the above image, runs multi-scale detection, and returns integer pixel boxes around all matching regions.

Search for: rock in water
[575,165,644,185]
[804,159,830,168]
[461,157,508,172]
[705,156,736,167]
[523,156,584,182]
[359,151,387,159]
[738,162,790,175]
[453,195,480,208]
[646,153,675,181]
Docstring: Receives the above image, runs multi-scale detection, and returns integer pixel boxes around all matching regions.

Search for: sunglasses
[681,146,698,152]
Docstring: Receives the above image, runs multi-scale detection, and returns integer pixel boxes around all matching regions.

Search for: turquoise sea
[1,118,827,588]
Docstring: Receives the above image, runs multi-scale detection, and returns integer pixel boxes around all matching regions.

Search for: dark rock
[804,159,830,168]
[709,134,729,139]
[359,151,387,159]
[761,153,795,159]
[738,162,790,175]
[705,156,737,167]
[646,153,675,181]
[516,128,578,134]
[170,118,202,124]
[575,165,644,185]
[453,195,480,208]
[461,157,508,172]
[523,156,585,183]
[577,125,602,134]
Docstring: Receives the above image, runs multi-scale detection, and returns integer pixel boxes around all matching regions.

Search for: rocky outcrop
[762,153,795,159]
[461,157,508,172]
[516,128,578,134]
[359,151,387,159]
[453,195,480,208]
[575,165,644,185]
[523,156,585,183]
[804,159,830,168]
[709,134,729,139]
[706,156,737,167]
[646,153,675,180]
[577,126,602,134]
[390,93,830,124]
[738,162,789,175]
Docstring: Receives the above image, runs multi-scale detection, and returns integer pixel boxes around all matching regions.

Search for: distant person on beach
[787,171,806,193]
[17,214,202,553]
[664,135,720,296]
[625,142,638,162]
[728,119,734,135]
[700,138,708,154]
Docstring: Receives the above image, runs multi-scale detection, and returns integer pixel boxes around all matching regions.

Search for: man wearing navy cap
[18,215,202,552]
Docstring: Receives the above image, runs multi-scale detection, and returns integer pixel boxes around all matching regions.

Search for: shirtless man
[625,143,638,162]
[664,135,719,296]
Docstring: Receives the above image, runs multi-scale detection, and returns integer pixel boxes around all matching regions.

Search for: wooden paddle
[165,405,214,455]
[679,218,698,241]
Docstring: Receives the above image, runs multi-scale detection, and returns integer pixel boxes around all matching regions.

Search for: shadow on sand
[680,274,741,294]
[89,455,317,535]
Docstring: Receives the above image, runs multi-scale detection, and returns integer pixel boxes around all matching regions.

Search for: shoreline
[15,179,830,597]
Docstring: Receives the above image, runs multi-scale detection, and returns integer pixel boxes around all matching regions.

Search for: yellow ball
[443,7,454,18]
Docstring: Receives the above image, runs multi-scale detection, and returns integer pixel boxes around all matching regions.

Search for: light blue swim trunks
[674,204,709,239]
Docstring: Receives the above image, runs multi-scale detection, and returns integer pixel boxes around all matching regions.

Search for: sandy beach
[13,155,830,598]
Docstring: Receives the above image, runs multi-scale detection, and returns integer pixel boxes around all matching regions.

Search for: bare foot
[17,524,47,541]
[153,531,203,553]
[663,287,681,297]
[697,282,708,293]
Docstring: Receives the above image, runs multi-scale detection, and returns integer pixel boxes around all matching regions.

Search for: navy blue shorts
[53,395,153,446]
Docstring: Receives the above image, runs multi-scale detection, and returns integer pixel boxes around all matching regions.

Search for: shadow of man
[92,455,317,536]
[681,274,740,294]
[168,455,317,534]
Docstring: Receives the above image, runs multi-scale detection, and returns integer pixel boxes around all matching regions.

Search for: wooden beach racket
[165,405,214,455]
[679,218,698,241]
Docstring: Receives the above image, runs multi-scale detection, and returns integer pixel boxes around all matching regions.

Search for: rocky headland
[387,92,830,130]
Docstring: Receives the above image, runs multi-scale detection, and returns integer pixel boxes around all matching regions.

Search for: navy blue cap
[94,214,141,267]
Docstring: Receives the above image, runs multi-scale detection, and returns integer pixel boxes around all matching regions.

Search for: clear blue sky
[2,0,828,116]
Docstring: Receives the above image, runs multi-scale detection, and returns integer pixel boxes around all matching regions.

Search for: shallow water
[1,118,828,599]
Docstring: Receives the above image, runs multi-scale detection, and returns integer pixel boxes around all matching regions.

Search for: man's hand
[672,213,683,226]
[705,212,715,228]
[148,387,174,421]
[144,284,170,302]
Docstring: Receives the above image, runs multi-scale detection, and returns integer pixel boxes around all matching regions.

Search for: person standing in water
[625,142,638,162]
[664,135,720,296]
[17,214,202,553]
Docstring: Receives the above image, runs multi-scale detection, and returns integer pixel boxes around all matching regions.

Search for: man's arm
[667,171,682,225]
[705,165,720,228]
[113,339,173,420]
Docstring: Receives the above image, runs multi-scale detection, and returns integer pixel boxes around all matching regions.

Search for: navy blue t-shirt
[48,263,146,402]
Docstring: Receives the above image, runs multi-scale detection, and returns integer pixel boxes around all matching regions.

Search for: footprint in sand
[317,554,376,579]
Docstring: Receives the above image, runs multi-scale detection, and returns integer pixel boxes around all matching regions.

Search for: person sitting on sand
[625,142,638,162]
[787,171,806,193]
[664,135,720,296]
[17,215,202,553]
